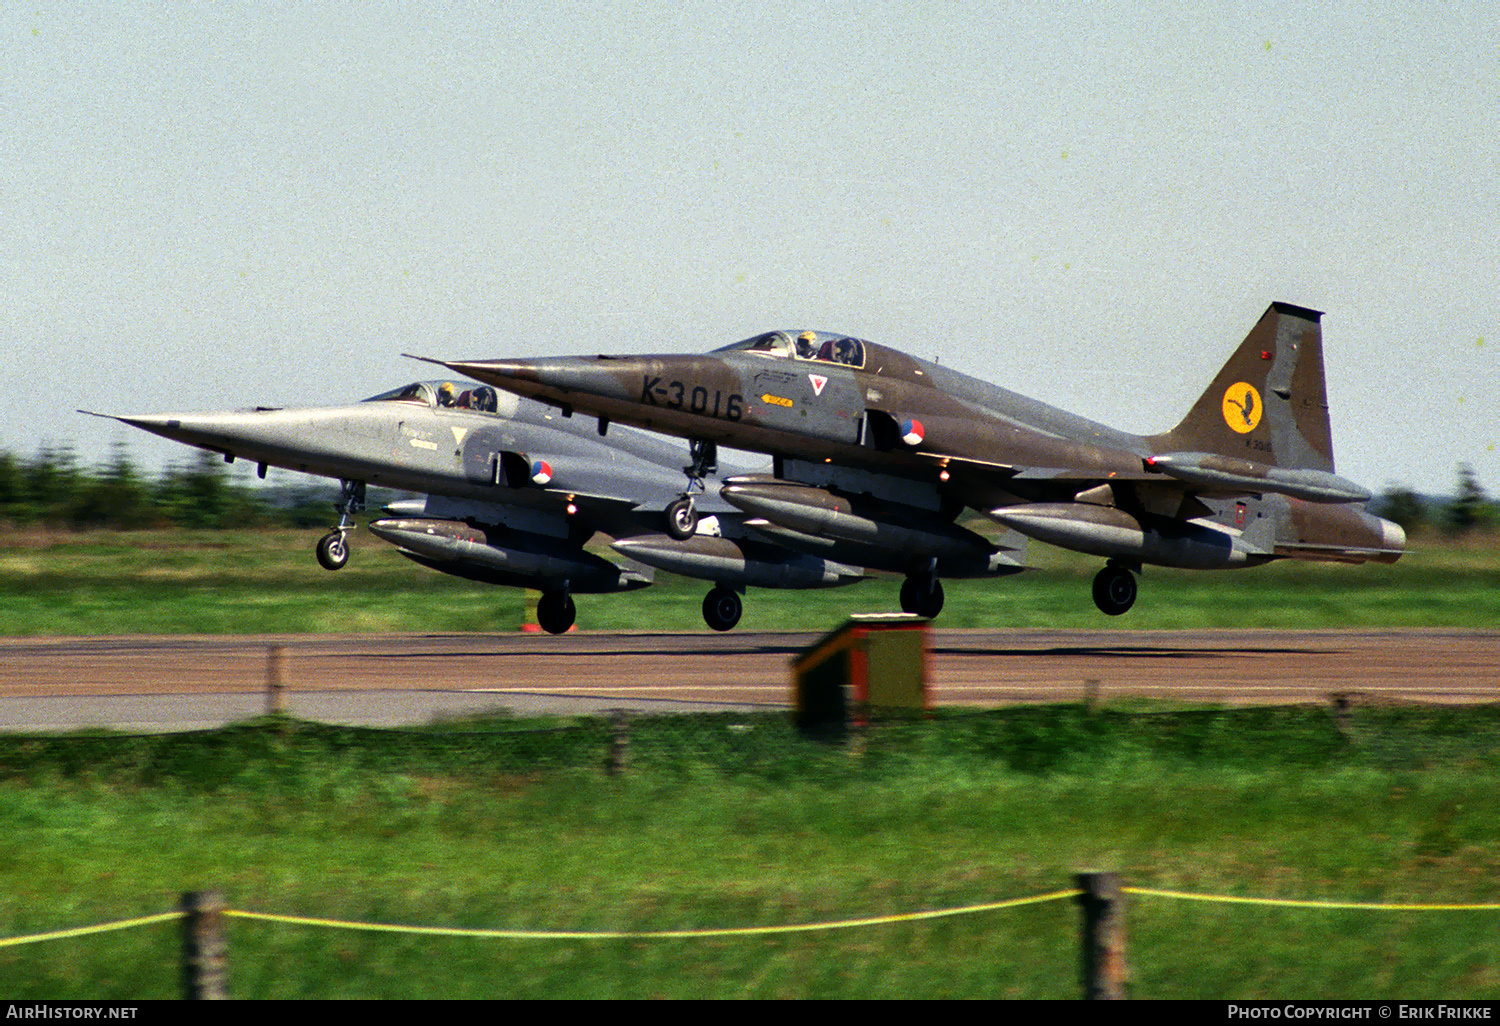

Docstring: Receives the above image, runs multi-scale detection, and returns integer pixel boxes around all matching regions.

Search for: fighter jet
[84,380,865,633]
[420,302,1406,618]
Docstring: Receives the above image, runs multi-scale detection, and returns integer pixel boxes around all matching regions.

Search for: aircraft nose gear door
[665,440,718,540]
[316,479,366,571]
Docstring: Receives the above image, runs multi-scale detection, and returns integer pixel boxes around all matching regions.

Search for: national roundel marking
[1221,383,1262,434]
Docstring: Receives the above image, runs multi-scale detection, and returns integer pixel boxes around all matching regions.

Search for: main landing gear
[1092,562,1138,616]
[664,440,718,540]
[702,586,743,632]
[899,573,945,619]
[316,480,366,571]
[536,588,577,635]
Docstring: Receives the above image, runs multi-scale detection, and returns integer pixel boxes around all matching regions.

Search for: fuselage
[439,330,1150,482]
[436,322,1404,570]
[111,380,760,518]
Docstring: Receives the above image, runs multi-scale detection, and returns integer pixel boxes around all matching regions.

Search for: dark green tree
[155,449,234,529]
[71,443,154,529]
[1373,485,1430,536]
[1444,464,1494,536]
[0,451,22,520]
[24,443,83,522]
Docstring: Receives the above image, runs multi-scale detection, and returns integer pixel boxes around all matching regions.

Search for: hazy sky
[4,2,1495,496]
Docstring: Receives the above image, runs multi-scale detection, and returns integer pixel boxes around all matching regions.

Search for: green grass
[2,528,1497,997]
[1,526,1497,634]
[1,707,1498,999]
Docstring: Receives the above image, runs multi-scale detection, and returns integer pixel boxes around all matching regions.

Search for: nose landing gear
[316,480,366,571]
[663,440,718,540]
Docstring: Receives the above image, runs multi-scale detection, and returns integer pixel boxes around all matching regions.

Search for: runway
[0,628,1495,732]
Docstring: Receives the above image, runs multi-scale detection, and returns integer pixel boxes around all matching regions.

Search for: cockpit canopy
[714,330,867,369]
[363,380,499,412]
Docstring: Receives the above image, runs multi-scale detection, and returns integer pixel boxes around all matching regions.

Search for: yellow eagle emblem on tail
[1221,383,1262,434]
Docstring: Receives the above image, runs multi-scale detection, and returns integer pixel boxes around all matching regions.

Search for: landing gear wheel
[702,587,743,632]
[1092,565,1137,616]
[664,496,698,540]
[899,576,945,619]
[316,532,349,571]
[536,591,577,635]
[317,479,364,571]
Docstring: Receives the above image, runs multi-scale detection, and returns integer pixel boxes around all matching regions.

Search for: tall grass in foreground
[1,705,1497,998]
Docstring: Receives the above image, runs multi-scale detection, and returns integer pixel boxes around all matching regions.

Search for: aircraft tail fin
[1152,302,1335,473]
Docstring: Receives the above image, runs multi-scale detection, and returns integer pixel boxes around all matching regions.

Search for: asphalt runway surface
[0,628,1495,732]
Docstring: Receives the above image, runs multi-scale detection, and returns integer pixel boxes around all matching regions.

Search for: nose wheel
[316,479,365,571]
[315,531,349,571]
[665,496,698,540]
[664,440,718,540]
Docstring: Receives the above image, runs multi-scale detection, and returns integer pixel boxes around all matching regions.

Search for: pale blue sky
[4,2,1495,495]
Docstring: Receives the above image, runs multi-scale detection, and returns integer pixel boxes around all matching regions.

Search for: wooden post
[605,709,630,777]
[180,890,228,1000]
[266,645,285,715]
[1075,871,1128,999]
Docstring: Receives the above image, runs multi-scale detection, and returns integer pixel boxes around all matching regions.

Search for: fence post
[266,645,286,715]
[180,890,229,1000]
[605,709,630,777]
[1075,871,1128,999]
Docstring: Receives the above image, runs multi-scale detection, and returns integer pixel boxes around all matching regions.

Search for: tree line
[0,444,337,530]
[0,444,1494,536]
[1376,464,1497,538]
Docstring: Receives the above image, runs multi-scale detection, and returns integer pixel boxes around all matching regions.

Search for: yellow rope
[1126,886,1500,911]
[224,889,1082,940]
[0,911,183,948]
[9,883,1497,950]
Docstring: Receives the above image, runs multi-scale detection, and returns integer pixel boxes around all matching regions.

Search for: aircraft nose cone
[435,359,543,385]
[102,412,228,448]
[113,414,180,432]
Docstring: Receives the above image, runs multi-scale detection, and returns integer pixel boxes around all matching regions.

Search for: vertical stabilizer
[1152,302,1334,472]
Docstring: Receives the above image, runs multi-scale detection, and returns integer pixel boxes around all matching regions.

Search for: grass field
[1,527,1497,999]
[0,707,1498,999]
[1,525,1497,634]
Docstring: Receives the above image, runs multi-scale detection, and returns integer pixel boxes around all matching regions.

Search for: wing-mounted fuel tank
[719,475,1025,578]
[1145,451,1372,504]
[986,502,1272,570]
[367,518,651,594]
[608,532,866,590]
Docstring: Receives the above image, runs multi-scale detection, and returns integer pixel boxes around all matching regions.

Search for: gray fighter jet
[85,380,864,633]
[421,302,1406,618]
